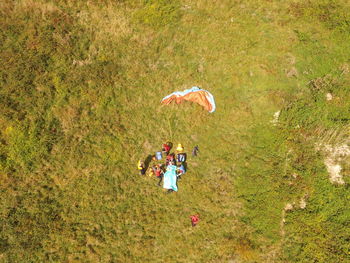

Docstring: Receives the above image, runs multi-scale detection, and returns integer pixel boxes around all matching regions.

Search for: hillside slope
[0,0,349,262]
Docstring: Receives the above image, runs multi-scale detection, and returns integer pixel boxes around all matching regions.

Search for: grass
[0,0,350,262]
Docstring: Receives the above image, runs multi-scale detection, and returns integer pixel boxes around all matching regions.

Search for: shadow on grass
[144,154,153,171]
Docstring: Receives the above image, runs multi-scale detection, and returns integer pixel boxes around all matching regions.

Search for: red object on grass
[155,168,163,177]
[190,215,200,227]
[163,143,171,153]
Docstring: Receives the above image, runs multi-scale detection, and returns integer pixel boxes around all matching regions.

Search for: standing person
[176,143,186,163]
[147,165,156,177]
[155,165,164,186]
[176,152,187,163]
[137,160,146,175]
[192,145,199,157]
[176,143,184,153]
[190,215,200,227]
[176,163,186,180]
[151,155,162,169]
[166,153,176,166]
[162,142,172,155]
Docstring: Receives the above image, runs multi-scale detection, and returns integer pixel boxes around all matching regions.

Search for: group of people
[137,142,199,193]
[137,142,200,226]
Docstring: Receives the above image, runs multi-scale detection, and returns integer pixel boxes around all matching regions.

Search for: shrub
[134,0,181,28]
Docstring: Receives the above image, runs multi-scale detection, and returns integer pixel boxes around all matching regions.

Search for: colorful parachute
[161,86,216,113]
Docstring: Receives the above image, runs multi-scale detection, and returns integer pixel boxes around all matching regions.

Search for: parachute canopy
[161,86,216,113]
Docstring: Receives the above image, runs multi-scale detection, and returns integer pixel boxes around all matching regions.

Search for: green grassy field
[1,0,350,262]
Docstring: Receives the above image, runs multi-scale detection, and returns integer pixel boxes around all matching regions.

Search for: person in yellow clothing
[176,143,184,153]
[176,143,187,163]
[137,160,146,175]
[147,165,156,177]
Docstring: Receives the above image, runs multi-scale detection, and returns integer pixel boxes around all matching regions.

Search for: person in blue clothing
[176,163,186,180]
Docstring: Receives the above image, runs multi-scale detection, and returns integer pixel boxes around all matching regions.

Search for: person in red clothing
[155,165,164,186]
[190,215,200,227]
[165,153,175,166]
[162,142,172,155]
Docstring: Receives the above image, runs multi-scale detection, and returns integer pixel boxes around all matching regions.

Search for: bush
[134,0,181,28]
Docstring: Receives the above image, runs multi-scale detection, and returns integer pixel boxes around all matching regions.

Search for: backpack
[177,153,186,163]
